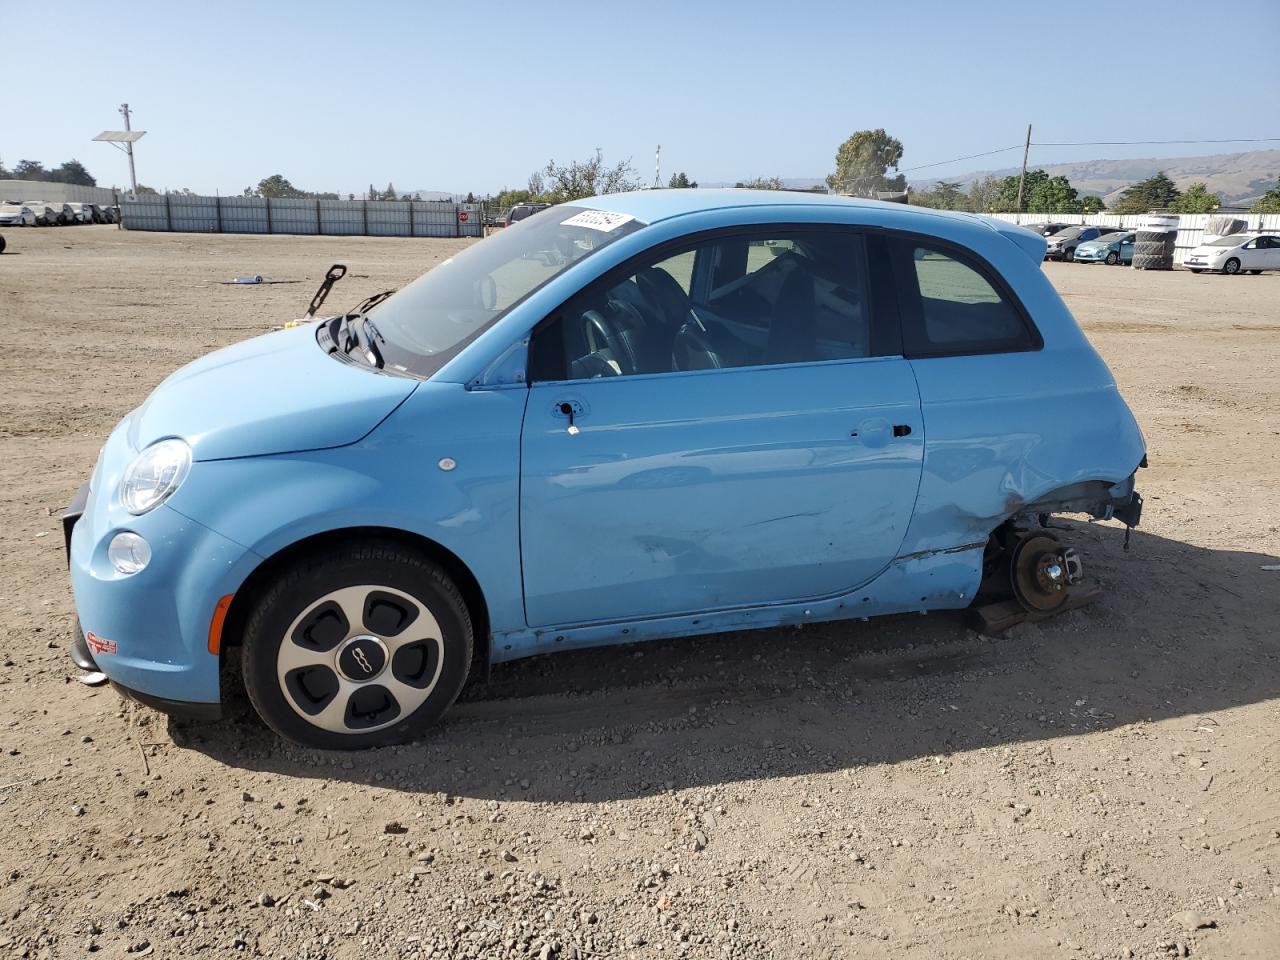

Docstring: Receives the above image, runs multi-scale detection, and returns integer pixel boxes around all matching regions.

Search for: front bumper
[67,621,222,720]
[65,472,260,710]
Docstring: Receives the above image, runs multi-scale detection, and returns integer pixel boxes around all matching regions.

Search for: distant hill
[907,149,1280,205]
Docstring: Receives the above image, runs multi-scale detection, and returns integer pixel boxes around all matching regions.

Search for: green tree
[1111,172,1181,214]
[13,159,48,179]
[668,171,697,189]
[536,149,640,202]
[494,187,533,209]
[257,174,307,199]
[826,129,906,197]
[1080,195,1106,214]
[464,191,476,203]
[382,182,397,201]
[1169,182,1219,214]
[1026,174,1080,213]
[740,176,787,190]
[50,159,96,186]
[911,180,969,210]
[367,183,378,201]
[967,175,1002,213]
[1251,177,1280,213]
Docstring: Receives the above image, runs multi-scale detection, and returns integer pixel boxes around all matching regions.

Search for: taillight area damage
[969,462,1145,634]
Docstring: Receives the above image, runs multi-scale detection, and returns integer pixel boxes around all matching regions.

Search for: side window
[899,241,1037,357]
[530,228,876,382]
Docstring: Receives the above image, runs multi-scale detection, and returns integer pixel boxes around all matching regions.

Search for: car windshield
[367,205,646,378]
[1056,227,1083,240]
[1097,232,1125,242]
[1205,235,1246,246]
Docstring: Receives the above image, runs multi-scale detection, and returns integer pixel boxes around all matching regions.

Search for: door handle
[851,420,913,446]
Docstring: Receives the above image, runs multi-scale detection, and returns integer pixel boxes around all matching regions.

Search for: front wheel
[1105,251,1119,265]
[241,541,473,749]
[1223,258,1241,275]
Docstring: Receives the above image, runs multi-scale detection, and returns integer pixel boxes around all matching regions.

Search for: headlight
[119,438,191,514]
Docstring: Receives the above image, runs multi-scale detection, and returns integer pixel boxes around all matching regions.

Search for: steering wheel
[581,308,632,374]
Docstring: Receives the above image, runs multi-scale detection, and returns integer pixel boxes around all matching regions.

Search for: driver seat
[766,266,817,364]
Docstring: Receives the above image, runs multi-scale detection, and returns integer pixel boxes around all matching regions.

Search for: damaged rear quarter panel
[900,249,1146,558]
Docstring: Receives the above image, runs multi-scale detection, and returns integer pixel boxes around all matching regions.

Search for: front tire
[1223,258,1241,275]
[1105,251,1119,265]
[241,541,473,749]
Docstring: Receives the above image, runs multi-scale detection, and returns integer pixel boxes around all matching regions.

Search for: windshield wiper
[333,289,395,366]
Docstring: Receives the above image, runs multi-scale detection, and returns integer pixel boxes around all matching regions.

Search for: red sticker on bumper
[85,632,117,656]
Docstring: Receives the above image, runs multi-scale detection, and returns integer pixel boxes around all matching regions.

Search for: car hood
[127,324,419,461]
[1191,246,1227,256]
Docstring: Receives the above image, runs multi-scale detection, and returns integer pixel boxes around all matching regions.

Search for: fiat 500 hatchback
[65,190,1145,749]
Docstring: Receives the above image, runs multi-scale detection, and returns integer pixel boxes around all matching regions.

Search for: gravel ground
[1,225,1278,959]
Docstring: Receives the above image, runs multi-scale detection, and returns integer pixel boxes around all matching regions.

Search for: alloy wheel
[276,584,444,735]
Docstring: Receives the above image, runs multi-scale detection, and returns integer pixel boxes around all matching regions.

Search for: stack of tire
[1132,214,1178,270]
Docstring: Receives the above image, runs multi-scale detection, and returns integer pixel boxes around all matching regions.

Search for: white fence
[0,179,119,205]
[120,194,484,238]
[987,212,1280,265]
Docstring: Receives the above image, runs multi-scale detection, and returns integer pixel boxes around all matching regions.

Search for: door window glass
[530,228,874,381]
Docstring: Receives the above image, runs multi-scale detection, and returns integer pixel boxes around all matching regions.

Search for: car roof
[578,188,1002,232]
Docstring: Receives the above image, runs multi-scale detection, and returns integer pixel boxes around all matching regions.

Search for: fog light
[108,532,151,575]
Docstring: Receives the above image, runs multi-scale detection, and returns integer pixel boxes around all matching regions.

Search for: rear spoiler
[988,220,1048,264]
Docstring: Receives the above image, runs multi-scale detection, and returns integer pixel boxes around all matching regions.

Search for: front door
[518,226,924,628]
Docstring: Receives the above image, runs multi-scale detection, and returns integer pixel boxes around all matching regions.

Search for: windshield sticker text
[560,210,636,233]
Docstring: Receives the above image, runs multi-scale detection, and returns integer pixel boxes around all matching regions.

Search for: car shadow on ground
[178,520,1280,803]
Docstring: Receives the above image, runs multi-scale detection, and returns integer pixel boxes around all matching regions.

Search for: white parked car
[1184,233,1280,275]
[66,202,95,224]
[23,202,59,226]
[0,202,40,227]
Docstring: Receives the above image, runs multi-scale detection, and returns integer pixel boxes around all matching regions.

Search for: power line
[830,133,1280,193]
[897,144,1023,174]
[1032,137,1280,147]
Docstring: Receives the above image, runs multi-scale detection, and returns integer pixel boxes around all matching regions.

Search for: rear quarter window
[894,239,1040,357]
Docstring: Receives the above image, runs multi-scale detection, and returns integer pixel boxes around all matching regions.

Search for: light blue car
[1072,231,1136,265]
[65,190,1146,748]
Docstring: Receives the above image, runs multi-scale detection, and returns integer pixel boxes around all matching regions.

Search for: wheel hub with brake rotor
[276,584,445,735]
[1009,533,1083,613]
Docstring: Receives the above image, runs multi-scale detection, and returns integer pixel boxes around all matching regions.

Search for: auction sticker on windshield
[560,210,636,232]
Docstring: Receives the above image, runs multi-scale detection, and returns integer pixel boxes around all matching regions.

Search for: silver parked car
[0,202,41,227]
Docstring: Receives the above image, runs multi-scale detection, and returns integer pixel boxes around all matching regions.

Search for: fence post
[409,201,415,238]
[215,196,223,233]
[362,200,368,236]
[455,203,460,239]
[164,193,172,231]
[316,198,322,235]
[265,198,273,234]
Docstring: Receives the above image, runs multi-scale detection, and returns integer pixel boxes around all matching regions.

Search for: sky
[5,0,1279,196]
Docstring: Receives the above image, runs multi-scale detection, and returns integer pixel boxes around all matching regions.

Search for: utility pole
[654,144,661,189]
[120,103,138,194]
[1015,123,1032,213]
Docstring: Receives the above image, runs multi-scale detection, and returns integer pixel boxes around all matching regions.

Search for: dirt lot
[1,225,1278,960]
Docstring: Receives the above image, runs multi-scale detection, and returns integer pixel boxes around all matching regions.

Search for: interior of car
[550,232,871,380]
